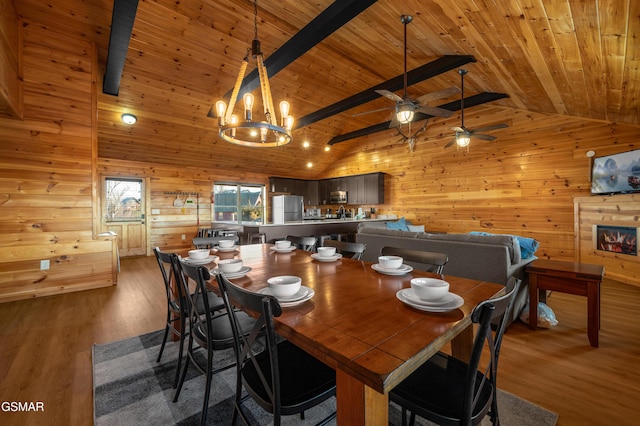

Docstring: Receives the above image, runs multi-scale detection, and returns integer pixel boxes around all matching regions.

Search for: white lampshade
[456,134,471,147]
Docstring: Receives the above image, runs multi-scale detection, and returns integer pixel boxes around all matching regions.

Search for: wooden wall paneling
[574,194,640,286]
[0,0,22,117]
[0,21,116,303]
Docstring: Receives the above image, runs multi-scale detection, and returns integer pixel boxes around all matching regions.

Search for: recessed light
[307,162,313,168]
[303,141,310,148]
[324,146,330,152]
[121,113,137,125]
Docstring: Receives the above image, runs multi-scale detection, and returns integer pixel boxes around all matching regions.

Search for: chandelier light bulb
[279,101,290,120]
[243,93,254,120]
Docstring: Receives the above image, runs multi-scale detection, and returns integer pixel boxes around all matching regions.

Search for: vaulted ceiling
[15,0,640,179]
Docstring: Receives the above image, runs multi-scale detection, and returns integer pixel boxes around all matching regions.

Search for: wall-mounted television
[591,149,640,195]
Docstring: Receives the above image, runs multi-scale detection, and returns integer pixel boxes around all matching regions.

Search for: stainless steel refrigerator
[272,195,304,224]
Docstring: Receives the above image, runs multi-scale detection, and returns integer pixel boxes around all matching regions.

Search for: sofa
[356,222,538,326]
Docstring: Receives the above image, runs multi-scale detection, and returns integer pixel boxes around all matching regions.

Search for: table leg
[336,368,388,425]
[451,324,473,362]
[587,280,600,347]
[529,274,540,330]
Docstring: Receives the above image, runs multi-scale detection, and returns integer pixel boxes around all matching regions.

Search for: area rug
[93,330,558,426]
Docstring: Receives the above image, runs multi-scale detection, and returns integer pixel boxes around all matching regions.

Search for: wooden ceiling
[15,0,640,179]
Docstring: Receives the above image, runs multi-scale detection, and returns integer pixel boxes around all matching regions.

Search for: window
[214,183,265,224]
[105,178,143,222]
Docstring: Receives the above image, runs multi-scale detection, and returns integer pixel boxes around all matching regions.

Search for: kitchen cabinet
[271,173,384,205]
[363,173,384,204]
[305,180,319,205]
[347,175,366,204]
[318,180,330,204]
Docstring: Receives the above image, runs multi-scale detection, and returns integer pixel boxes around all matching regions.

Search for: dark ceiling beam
[103,0,139,96]
[296,55,476,129]
[327,92,509,145]
[218,0,379,102]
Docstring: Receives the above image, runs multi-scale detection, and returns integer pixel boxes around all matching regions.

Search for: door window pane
[105,178,143,222]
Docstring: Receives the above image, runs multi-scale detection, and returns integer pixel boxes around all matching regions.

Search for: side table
[526,259,604,347]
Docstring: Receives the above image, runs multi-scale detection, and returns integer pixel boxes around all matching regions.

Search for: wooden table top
[208,244,504,394]
[527,259,604,279]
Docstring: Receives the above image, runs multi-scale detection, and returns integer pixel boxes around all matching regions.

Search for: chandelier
[214,0,293,147]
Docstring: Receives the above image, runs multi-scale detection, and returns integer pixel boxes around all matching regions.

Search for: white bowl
[218,239,235,248]
[411,278,450,302]
[317,246,336,257]
[218,258,243,273]
[378,255,403,269]
[188,249,210,260]
[274,240,291,249]
[267,276,302,298]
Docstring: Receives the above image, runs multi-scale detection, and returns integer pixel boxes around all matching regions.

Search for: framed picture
[591,149,640,195]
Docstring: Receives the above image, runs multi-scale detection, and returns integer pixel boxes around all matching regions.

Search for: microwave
[330,191,347,203]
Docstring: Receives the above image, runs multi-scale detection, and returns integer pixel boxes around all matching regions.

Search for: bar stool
[247,232,266,244]
[315,235,333,247]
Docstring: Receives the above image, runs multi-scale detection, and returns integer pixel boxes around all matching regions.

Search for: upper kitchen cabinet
[348,173,384,204]
[270,173,384,205]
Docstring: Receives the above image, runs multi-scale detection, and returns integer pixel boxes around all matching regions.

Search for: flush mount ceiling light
[214,0,293,147]
[121,113,137,125]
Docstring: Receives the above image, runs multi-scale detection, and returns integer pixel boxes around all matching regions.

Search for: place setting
[269,240,297,253]
[396,278,464,312]
[212,239,240,253]
[181,249,219,265]
[371,255,414,275]
[257,275,314,307]
[210,258,251,279]
[310,246,343,262]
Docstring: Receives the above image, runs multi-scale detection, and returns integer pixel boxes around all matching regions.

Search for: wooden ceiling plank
[327,92,508,145]
[296,55,476,129]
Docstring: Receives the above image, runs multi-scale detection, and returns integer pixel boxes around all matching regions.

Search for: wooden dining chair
[390,277,522,426]
[170,256,256,426]
[216,272,337,426]
[381,246,448,274]
[322,239,367,260]
[285,235,317,252]
[153,247,225,389]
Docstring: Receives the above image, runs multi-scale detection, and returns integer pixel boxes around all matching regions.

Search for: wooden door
[102,177,147,257]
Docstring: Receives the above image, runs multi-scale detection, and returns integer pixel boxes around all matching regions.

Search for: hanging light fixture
[214,0,293,147]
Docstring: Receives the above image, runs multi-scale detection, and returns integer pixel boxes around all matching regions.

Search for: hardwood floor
[0,255,638,425]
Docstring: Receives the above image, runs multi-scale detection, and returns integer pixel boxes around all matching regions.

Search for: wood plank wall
[0,0,22,116]
[0,17,117,302]
[97,158,270,253]
[575,194,640,286]
[318,106,640,286]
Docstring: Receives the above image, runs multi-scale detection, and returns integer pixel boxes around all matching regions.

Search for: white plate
[269,246,297,253]
[310,253,343,262]
[214,245,239,252]
[258,286,314,307]
[182,255,219,265]
[371,263,414,275]
[396,289,464,312]
[211,266,252,279]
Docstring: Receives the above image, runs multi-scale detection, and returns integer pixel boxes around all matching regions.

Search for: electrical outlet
[40,260,50,270]
[181,234,186,241]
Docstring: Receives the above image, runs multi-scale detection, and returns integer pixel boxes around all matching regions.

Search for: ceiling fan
[356,15,459,128]
[445,69,509,149]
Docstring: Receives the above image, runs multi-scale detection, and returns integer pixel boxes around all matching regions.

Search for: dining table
[195,243,504,425]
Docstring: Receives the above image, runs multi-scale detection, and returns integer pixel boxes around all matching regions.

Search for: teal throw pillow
[386,217,409,231]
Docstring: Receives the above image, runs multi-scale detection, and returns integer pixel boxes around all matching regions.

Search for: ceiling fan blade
[471,123,509,133]
[470,133,497,141]
[388,114,401,129]
[444,139,456,148]
[415,86,460,104]
[416,105,454,118]
[351,106,394,117]
[375,89,403,103]
[451,126,465,133]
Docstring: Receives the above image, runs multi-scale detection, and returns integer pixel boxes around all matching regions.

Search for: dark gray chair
[170,255,256,426]
[390,277,522,426]
[381,246,448,274]
[192,235,239,249]
[285,235,317,252]
[153,247,224,389]
[322,239,367,260]
[217,272,337,426]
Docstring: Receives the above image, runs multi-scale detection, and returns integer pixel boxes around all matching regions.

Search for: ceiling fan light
[396,104,414,124]
[456,134,471,147]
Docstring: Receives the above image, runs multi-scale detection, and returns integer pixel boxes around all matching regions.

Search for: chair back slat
[381,246,448,274]
[322,239,367,260]
[285,235,317,252]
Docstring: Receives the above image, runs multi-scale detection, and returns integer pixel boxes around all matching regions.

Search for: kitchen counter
[211,218,387,243]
